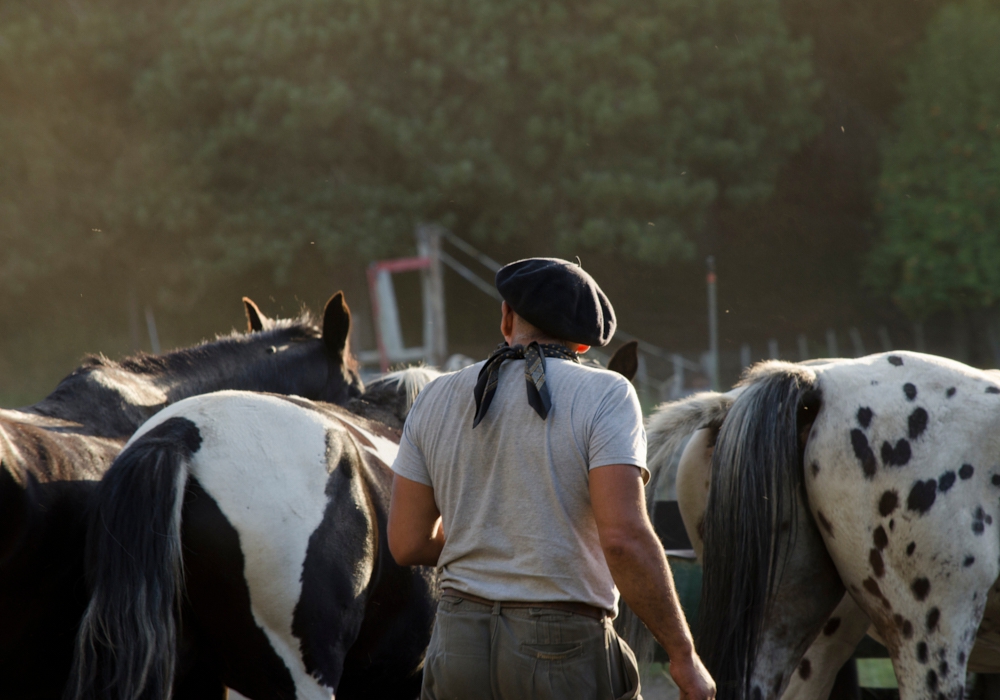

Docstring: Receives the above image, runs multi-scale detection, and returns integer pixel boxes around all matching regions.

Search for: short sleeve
[390,395,433,487]
[588,378,649,483]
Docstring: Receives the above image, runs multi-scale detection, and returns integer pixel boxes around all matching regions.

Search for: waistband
[441,587,608,621]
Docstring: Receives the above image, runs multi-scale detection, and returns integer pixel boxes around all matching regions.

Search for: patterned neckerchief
[472,341,580,428]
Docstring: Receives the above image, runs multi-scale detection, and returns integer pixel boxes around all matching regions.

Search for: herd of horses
[5,289,1000,700]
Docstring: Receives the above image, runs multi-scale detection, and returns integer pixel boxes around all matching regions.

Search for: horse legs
[804,443,1000,700]
[783,594,872,700]
[746,483,846,700]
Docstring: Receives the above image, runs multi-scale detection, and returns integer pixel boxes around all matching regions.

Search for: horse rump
[65,417,201,700]
[697,362,819,700]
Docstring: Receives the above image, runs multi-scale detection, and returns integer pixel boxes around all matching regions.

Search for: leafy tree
[869,0,1000,318]
[0,0,820,305]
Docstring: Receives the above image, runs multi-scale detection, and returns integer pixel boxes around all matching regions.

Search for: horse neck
[30,325,329,437]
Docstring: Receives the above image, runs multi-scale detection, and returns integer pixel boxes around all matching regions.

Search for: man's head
[495,258,616,352]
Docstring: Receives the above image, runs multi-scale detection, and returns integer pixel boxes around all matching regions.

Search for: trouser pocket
[609,632,641,700]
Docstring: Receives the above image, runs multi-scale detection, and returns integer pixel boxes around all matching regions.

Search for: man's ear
[607,340,638,380]
[243,297,268,332]
[323,291,352,358]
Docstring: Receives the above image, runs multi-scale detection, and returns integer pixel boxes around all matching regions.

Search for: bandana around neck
[472,341,580,428]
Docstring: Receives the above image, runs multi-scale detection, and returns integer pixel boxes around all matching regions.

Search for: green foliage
[869,0,1000,317]
[0,0,819,305]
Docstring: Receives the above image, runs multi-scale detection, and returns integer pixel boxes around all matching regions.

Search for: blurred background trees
[2,0,997,404]
[869,0,1000,360]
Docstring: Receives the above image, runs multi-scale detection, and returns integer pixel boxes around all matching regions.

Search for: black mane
[26,313,332,437]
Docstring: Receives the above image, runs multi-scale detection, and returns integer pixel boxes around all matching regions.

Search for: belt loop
[492,601,502,617]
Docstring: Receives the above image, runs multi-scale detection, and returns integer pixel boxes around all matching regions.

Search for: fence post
[878,326,893,352]
[740,343,752,370]
[416,225,447,366]
[797,334,809,361]
[849,327,865,357]
[706,256,719,391]
[768,339,779,360]
[826,329,839,357]
[672,354,685,399]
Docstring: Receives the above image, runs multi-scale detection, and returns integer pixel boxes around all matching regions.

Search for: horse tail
[614,390,736,662]
[697,361,820,700]
[65,416,201,700]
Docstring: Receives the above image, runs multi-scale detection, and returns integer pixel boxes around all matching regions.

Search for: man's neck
[508,335,569,349]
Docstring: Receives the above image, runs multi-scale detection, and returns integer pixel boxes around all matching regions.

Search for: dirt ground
[641,663,681,700]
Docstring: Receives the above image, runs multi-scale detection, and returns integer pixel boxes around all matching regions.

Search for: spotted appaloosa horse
[645,351,1000,700]
[0,292,362,700]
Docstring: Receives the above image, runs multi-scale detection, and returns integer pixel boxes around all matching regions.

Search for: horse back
[154,392,432,699]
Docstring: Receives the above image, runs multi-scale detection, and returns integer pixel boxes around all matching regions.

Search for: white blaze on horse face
[804,353,1000,700]
[166,391,337,700]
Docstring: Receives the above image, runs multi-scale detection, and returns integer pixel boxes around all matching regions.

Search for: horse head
[243,290,365,406]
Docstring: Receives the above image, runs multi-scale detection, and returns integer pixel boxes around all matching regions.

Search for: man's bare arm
[590,464,716,700]
[387,474,445,566]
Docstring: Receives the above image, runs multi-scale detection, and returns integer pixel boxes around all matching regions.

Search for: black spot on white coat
[798,659,812,680]
[939,472,956,493]
[927,608,941,633]
[888,356,904,366]
[882,439,912,467]
[964,556,976,567]
[823,618,841,636]
[992,474,1000,487]
[911,578,931,601]
[851,429,878,478]
[946,387,956,397]
[908,480,937,514]
[857,407,874,428]
[870,549,886,577]
[873,526,889,550]
[908,408,929,439]
[987,386,1000,394]
[907,542,917,556]
[904,383,918,400]
[918,642,929,663]
[960,464,975,480]
[879,490,899,516]
[927,669,939,691]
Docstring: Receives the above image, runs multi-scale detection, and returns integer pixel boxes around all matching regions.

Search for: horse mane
[29,312,329,437]
[77,313,320,377]
[347,366,442,427]
[370,367,441,415]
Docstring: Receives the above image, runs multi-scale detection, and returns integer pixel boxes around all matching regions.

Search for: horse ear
[323,291,352,358]
[607,340,639,381]
[243,297,267,332]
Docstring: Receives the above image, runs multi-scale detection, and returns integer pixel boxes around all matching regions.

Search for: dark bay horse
[65,343,641,700]
[1,292,363,700]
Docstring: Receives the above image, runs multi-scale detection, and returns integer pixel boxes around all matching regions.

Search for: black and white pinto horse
[66,368,441,700]
[643,351,1000,700]
[66,341,642,700]
[0,293,362,700]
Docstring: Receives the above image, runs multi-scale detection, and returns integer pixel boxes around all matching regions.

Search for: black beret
[496,258,616,347]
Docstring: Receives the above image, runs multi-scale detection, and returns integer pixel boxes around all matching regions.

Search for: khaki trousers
[421,594,642,700]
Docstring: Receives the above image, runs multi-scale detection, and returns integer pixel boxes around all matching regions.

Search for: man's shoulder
[410,362,483,409]
[552,358,633,391]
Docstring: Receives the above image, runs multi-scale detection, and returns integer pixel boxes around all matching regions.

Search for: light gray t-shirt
[391,356,647,613]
